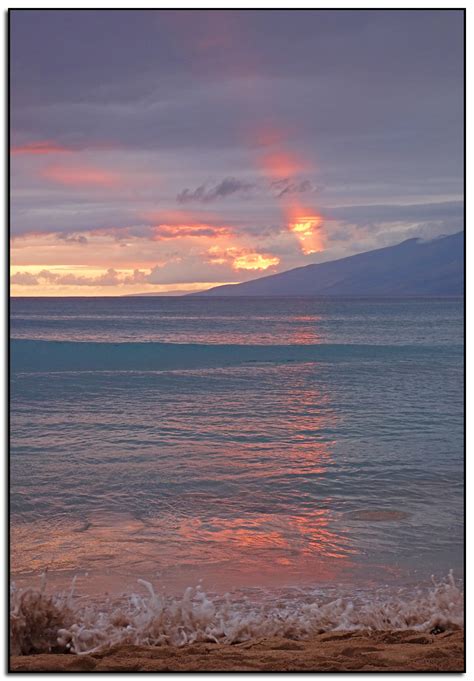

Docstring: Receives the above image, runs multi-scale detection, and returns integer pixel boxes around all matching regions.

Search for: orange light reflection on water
[11,365,358,592]
[288,315,324,345]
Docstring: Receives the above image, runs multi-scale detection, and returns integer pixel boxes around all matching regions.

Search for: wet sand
[10,629,464,672]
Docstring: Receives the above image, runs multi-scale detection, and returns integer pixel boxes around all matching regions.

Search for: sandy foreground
[10,630,464,672]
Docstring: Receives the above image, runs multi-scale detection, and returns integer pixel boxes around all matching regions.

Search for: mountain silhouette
[193,232,464,297]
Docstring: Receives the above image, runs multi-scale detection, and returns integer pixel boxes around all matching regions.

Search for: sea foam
[10,572,463,656]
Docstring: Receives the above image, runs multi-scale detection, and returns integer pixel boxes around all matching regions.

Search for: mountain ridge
[191,232,464,297]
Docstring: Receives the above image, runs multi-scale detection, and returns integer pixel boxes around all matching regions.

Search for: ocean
[10,296,464,651]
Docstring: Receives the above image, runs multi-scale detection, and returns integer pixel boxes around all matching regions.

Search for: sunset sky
[10,9,463,296]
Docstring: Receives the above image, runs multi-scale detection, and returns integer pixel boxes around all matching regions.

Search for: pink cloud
[11,140,72,155]
[136,208,236,241]
[42,164,123,188]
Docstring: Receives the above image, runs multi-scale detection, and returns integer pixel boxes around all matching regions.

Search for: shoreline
[10,630,464,672]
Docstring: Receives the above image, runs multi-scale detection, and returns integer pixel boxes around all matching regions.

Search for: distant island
[190,232,463,297]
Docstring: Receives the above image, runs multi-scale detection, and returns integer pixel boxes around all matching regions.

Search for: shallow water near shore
[10,297,463,631]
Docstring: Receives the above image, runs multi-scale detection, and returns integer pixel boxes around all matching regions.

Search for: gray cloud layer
[10,9,464,261]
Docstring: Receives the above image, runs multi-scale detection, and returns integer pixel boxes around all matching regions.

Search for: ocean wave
[10,339,462,373]
[10,573,463,656]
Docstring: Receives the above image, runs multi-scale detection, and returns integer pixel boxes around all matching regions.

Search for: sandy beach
[10,630,464,672]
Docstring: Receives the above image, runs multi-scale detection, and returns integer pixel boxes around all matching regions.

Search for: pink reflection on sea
[11,434,359,595]
[10,360,363,595]
[289,315,324,345]
[11,502,358,596]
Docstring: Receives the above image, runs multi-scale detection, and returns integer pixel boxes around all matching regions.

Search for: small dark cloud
[270,178,316,198]
[177,176,317,204]
[55,233,88,244]
[177,177,255,204]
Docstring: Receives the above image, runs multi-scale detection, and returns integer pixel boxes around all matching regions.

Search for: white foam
[10,571,463,656]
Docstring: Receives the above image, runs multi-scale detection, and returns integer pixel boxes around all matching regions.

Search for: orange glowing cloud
[42,164,122,188]
[232,251,280,271]
[249,124,324,254]
[208,245,280,271]
[11,140,71,155]
[288,212,324,254]
[139,208,237,244]
[152,223,232,240]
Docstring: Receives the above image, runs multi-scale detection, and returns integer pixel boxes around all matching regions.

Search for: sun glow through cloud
[288,214,324,254]
[232,252,280,271]
[151,223,232,240]
[207,245,280,271]
[251,123,325,255]
[260,151,308,180]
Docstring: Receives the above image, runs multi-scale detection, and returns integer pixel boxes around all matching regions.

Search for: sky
[10,9,464,296]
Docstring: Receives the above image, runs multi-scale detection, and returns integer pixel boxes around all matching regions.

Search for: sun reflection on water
[12,357,362,593]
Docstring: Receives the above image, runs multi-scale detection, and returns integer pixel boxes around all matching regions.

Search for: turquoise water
[10,297,463,596]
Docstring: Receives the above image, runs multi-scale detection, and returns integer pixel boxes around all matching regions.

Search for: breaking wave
[10,572,463,656]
